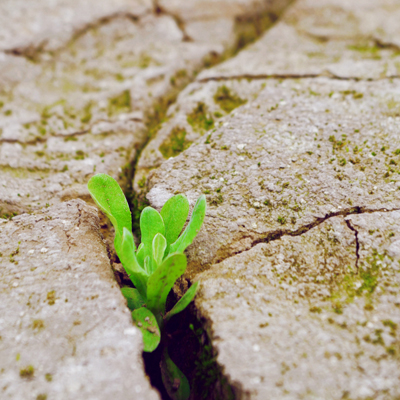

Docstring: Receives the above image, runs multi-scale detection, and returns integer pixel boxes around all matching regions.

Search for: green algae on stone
[187,102,214,133]
[108,90,131,116]
[213,85,247,113]
[20,365,35,378]
[159,127,192,159]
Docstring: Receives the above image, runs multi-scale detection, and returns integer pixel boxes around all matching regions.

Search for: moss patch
[159,127,192,159]
[20,365,35,378]
[108,90,131,116]
[187,102,214,133]
[329,250,385,311]
[214,86,247,113]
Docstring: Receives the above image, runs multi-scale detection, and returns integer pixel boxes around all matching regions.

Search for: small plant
[88,173,206,400]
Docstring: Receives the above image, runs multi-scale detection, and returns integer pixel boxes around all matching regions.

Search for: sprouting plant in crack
[88,173,206,400]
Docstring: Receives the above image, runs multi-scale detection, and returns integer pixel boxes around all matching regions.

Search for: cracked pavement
[139,0,400,398]
[1,0,400,399]
[0,0,293,399]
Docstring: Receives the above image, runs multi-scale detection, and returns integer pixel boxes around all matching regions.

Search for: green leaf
[169,195,206,254]
[121,287,145,311]
[153,233,167,268]
[131,307,160,352]
[120,228,148,300]
[160,347,190,400]
[140,207,165,271]
[136,243,145,268]
[147,253,187,318]
[161,194,189,247]
[144,256,150,274]
[164,282,199,322]
[88,174,131,253]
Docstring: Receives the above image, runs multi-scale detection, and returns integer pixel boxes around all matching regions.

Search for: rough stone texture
[0,1,294,398]
[196,211,400,399]
[140,0,400,397]
[0,0,152,52]
[146,77,400,269]
[0,200,158,400]
[198,0,400,80]
[0,0,287,216]
[159,0,291,49]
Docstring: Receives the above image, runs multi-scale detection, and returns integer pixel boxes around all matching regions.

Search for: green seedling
[88,173,206,400]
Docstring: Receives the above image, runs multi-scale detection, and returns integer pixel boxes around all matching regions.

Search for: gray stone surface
[0,0,152,52]
[140,0,400,397]
[198,0,400,81]
[0,0,288,216]
[146,77,400,269]
[0,200,159,400]
[0,1,295,399]
[196,211,400,399]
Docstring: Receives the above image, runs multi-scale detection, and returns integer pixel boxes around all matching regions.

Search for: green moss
[277,216,286,225]
[45,373,52,382]
[0,211,18,220]
[382,319,397,336]
[159,127,192,159]
[348,43,381,59]
[234,12,275,53]
[138,176,146,188]
[20,365,34,378]
[187,102,214,132]
[47,291,56,306]
[189,324,234,400]
[146,96,174,139]
[32,319,45,331]
[80,101,93,124]
[74,150,86,160]
[213,86,247,113]
[138,53,153,69]
[108,90,131,116]
[210,194,223,206]
[36,395,47,400]
[330,250,385,313]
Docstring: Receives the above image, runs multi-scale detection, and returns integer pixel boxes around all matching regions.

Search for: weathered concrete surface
[0,1,294,399]
[0,0,152,52]
[159,0,290,49]
[146,77,400,269]
[0,0,286,216]
[198,0,400,80]
[140,0,400,397]
[196,212,400,399]
[0,200,159,400]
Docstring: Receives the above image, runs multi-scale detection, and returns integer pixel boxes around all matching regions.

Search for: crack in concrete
[212,206,400,266]
[0,118,143,145]
[153,1,192,42]
[344,218,360,271]
[2,11,146,61]
[197,72,400,83]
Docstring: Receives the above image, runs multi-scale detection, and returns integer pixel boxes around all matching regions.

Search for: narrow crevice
[3,12,145,62]
[0,118,143,146]
[345,218,360,272]
[143,298,238,400]
[213,206,400,266]
[90,3,301,398]
[153,4,192,42]
[197,72,400,83]
[198,73,320,83]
